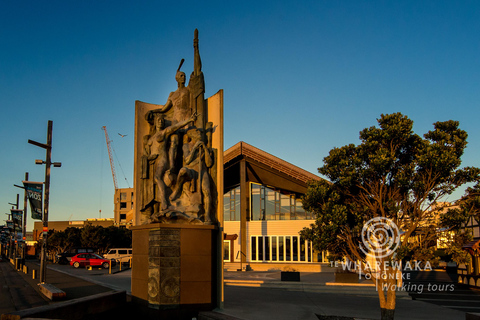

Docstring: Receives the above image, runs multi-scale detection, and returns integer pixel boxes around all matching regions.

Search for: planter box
[281,271,300,282]
[334,272,359,283]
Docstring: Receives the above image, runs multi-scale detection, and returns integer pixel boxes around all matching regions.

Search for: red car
[69,253,114,269]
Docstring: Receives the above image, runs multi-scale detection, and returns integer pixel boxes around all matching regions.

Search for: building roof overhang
[224,141,321,185]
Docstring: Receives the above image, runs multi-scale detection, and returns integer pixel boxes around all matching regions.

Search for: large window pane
[234,187,241,220]
[223,240,230,262]
[290,195,296,220]
[272,236,277,261]
[300,239,306,262]
[278,236,284,261]
[258,237,263,261]
[251,236,257,261]
[265,188,276,220]
[285,236,291,261]
[275,191,282,220]
[280,193,290,220]
[296,199,306,220]
[251,184,261,221]
[223,187,241,221]
[223,193,230,221]
[265,237,270,261]
[292,236,298,261]
[307,241,312,262]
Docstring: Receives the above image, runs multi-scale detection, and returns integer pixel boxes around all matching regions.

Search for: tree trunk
[376,269,397,320]
[381,308,395,320]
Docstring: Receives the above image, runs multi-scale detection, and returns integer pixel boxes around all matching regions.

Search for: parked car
[103,248,132,263]
[56,248,95,264]
[69,253,115,269]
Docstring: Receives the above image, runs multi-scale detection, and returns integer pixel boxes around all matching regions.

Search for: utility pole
[5,213,12,259]
[8,195,19,259]
[28,120,61,283]
[14,172,29,264]
[21,172,28,262]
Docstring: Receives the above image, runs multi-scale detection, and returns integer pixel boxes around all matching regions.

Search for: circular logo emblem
[360,217,401,259]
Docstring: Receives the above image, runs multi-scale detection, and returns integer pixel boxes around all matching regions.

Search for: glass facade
[224,183,313,221]
[250,235,313,263]
[250,183,312,220]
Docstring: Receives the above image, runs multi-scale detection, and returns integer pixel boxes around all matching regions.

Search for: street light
[35,159,61,167]
[28,120,61,283]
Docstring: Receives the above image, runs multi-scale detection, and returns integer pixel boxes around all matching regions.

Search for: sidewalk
[0,259,116,316]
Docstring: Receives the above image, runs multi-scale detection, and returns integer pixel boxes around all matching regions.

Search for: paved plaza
[1,260,479,319]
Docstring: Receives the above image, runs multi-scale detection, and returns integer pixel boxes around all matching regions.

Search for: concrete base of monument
[131,223,219,318]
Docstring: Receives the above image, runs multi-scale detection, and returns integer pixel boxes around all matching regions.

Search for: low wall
[224,262,332,272]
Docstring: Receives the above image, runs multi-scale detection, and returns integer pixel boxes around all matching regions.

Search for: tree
[105,226,132,249]
[45,225,133,260]
[46,227,81,261]
[301,113,480,320]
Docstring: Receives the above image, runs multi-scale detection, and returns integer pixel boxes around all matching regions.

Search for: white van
[103,248,132,263]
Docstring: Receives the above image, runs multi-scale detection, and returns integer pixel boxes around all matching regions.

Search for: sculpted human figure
[143,112,196,214]
[170,128,214,223]
[148,59,193,175]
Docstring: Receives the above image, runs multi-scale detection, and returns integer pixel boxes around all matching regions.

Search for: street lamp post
[8,195,19,259]
[14,172,29,264]
[28,120,61,283]
[22,172,28,263]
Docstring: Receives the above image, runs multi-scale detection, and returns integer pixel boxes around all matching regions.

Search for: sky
[1,1,479,231]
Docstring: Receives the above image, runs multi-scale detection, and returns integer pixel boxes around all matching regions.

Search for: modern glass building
[223,142,323,271]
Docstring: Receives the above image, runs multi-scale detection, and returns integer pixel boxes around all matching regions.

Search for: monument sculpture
[132,29,223,316]
[138,29,216,225]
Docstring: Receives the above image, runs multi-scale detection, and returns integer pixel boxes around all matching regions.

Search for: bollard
[119,259,122,271]
[109,260,111,274]
[32,269,36,280]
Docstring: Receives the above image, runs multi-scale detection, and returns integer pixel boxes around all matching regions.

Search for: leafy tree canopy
[45,225,131,257]
[300,113,480,319]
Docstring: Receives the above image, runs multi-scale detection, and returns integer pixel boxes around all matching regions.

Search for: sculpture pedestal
[131,223,218,318]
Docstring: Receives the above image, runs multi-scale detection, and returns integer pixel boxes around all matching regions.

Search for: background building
[223,142,324,271]
[114,188,134,227]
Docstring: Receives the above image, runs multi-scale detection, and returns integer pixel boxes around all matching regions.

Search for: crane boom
[102,126,118,190]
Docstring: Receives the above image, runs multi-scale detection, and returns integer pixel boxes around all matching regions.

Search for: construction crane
[102,126,118,190]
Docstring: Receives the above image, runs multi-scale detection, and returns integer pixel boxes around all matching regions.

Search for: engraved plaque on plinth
[148,228,181,307]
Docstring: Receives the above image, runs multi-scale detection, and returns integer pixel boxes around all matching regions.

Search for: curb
[1,290,126,320]
[224,279,412,299]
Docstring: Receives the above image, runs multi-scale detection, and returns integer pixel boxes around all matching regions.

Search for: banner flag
[11,209,22,226]
[23,181,43,220]
[11,209,23,232]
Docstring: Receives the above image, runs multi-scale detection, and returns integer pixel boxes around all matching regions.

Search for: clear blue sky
[1,1,479,231]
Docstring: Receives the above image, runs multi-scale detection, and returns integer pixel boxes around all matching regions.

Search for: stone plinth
[131,223,217,317]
